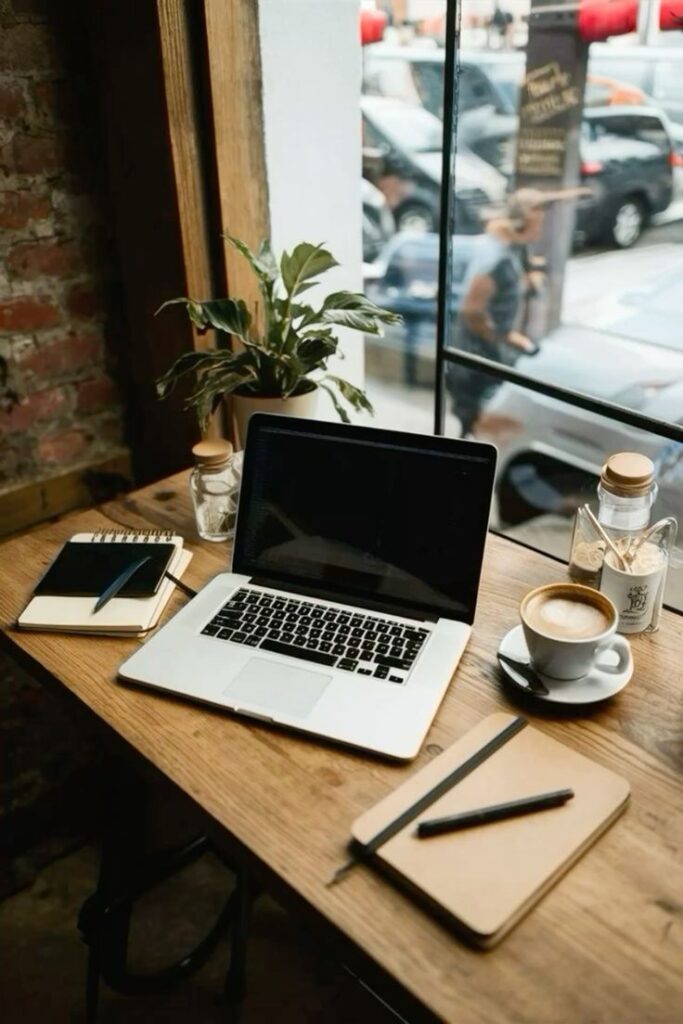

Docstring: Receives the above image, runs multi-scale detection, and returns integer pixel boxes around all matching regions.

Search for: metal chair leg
[224,868,256,1012]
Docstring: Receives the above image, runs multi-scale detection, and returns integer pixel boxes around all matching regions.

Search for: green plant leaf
[323,374,375,415]
[155,350,231,398]
[296,334,337,372]
[196,298,252,340]
[318,382,350,424]
[280,242,338,297]
[320,291,403,334]
[156,297,208,330]
[223,234,278,284]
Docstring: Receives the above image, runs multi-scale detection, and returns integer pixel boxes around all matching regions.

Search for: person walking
[446,188,551,436]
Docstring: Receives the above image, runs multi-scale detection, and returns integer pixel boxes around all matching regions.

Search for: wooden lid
[192,439,233,467]
[601,452,654,496]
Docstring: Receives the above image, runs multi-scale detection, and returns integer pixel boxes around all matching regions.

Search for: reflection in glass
[445,364,682,612]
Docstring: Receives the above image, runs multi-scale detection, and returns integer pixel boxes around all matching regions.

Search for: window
[360,1,682,611]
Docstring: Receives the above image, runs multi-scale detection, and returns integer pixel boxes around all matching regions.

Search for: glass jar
[569,452,657,589]
[600,517,677,634]
[189,440,242,542]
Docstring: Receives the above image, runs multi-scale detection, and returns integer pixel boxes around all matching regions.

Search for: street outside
[365,207,683,431]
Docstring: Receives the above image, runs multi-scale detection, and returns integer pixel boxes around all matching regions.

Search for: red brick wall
[0,0,126,495]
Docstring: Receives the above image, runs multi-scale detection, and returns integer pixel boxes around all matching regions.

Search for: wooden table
[1,473,682,1023]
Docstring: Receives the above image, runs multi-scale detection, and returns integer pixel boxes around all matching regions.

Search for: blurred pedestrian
[447,188,550,436]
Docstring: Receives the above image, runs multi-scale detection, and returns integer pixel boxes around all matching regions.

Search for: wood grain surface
[1,472,682,1024]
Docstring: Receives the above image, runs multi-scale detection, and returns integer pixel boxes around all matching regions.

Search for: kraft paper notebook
[18,529,192,636]
[351,713,630,947]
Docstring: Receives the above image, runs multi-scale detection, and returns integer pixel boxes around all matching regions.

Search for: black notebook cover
[34,542,176,598]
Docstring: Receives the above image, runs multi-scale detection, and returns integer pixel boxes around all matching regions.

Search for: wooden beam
[89,0,217,479]
[0,451,131,538]
[202,0,270,310]
[158,0,215,337]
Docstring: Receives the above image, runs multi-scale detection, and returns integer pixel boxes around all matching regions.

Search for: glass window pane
[361,4,448,435]
[443,1,682,440]
[444,363,683,612]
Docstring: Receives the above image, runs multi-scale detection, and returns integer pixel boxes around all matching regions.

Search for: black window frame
[433,0,683,449]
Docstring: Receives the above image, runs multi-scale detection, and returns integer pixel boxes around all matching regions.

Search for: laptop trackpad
[223,658,331,719]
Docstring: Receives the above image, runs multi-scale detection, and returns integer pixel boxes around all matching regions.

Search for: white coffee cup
[520,583,631,681]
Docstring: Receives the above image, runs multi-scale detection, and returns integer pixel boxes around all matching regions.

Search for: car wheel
[608,196,645,249]
[394,202,437,234]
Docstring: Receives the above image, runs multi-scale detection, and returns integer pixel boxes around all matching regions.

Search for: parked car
[362,177,395,263]
[363,43,518,170]
[576,106,674,247]
[361,95,507,233]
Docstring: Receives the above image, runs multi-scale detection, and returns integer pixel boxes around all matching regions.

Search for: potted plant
[156,235,401,443]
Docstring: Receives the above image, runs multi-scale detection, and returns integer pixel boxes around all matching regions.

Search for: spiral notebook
[351,713,630,947]
[18,529,193,636]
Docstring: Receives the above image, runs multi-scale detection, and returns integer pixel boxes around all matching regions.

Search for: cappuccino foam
[525,594,610,640]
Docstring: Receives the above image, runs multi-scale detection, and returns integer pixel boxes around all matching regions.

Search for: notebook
[351,712,630,947]
[18,529,193,636]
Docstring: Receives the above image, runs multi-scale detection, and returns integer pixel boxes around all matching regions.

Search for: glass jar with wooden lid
[189,439,242,542]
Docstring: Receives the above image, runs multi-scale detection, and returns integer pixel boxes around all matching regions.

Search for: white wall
[258,0,365,401]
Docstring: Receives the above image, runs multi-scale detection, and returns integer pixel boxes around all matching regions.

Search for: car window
[458,65,497,112]
[412,62,445,120]
[362,115,384,151]
[654,62,683,103]
[588,57,649,92]
[363,56,421,106]
[475,60,523,114]
[368,104,442,153]
[586,113,669,152]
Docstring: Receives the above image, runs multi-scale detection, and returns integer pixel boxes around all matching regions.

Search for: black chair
[78,765,256,1021]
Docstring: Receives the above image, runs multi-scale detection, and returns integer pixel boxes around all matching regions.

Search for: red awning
[578,0,683,42]
[360,8,387,46]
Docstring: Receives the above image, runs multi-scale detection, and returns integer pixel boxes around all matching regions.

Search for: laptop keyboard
[200,587,430,684]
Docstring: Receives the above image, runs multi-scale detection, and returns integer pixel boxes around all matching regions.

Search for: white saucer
[497,624,633,705]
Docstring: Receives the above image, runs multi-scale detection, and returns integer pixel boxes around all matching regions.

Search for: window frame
[433,0,683,448]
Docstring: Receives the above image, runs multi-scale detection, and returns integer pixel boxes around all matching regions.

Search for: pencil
[416,788,574,838]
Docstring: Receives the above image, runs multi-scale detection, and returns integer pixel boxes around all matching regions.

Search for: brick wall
[0,0,127,503]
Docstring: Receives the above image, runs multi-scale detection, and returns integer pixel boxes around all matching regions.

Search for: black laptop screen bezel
[230,414,497,625]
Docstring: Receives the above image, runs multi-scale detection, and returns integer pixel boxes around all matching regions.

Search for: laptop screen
[232,416,497,623]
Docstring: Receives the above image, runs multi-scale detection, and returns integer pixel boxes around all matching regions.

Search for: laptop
[119,415,497,759]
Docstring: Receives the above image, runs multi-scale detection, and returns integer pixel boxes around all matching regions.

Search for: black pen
[93,556,151,613]
[416,788,574,838]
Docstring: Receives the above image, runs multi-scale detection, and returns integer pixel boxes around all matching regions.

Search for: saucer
[497,624,633,705]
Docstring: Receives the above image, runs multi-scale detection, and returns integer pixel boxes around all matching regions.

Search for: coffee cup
[520,583,631,681]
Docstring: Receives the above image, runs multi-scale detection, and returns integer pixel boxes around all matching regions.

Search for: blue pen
[93,556,152,613]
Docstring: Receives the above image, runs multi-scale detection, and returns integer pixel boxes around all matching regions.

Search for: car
[363,43,516,121]
[363,43,518,171]
[362,177,395,263]
[576,106,675,247]
[461,102,675,248]
[361,95,507,233]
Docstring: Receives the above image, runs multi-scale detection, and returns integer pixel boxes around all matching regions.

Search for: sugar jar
[569,452,657,588]
[189,439,242,542]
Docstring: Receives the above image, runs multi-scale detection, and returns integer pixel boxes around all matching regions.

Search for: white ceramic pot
[230,386,319,449]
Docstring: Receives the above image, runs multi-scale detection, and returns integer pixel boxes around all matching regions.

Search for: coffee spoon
[497,653,550,696]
